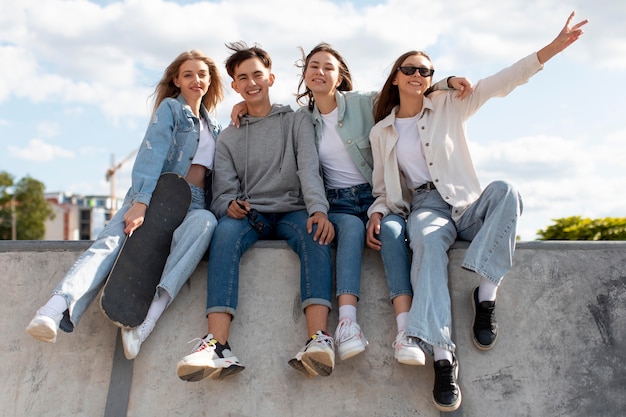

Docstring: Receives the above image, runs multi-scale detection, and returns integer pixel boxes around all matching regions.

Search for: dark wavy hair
[295,42,353,111]
[373,51,432,123]
[224,41,272,79]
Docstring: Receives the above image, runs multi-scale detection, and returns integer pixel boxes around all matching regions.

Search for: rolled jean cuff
[335,289,360,300]
[302,297,332,312]
[206,306,236,319]
[389,289,413,302]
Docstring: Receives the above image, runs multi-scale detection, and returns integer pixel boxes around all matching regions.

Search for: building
[44,192,124,240]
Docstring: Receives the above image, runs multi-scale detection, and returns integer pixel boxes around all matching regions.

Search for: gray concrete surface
[1,240,625,417]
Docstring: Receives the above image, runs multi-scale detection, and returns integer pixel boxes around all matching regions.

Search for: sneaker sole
[301,351,334,377]
[26,319,58,344]
[395,352,426,366]
[471,288,498,351]
[177,363,244,382]
[288,358,318,378]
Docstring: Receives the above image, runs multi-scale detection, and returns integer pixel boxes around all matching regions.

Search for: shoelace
[393,331,416,348]
[476,302,496,330]
[187,337,216,353]
[312,332,334,347]
[335,319,357,341]
[434,361,457,392]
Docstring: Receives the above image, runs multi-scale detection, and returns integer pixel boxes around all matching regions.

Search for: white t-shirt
[191,117,215,170]
[395,114,431,190]
[318,108,367,189]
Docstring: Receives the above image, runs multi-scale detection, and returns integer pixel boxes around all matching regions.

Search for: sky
[1,0,625,240]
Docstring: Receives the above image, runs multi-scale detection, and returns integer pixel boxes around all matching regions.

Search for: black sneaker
[471,287,499,350]
[432,356,461,412]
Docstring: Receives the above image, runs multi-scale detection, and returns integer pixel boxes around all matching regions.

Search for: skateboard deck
[100,172,191,328]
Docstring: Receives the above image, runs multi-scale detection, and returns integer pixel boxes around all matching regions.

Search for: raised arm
[537,11,588,65]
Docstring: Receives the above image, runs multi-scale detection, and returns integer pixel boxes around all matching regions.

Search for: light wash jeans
[53,184,217,333]
[205,210,333,317]
[405,180,522,353]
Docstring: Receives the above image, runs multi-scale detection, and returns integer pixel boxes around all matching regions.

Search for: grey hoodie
[211,103,329,219]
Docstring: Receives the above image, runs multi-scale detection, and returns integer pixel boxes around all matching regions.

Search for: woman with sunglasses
[367,12,587,412]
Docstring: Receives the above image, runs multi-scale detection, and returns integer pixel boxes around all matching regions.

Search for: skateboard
[100,172,191,328]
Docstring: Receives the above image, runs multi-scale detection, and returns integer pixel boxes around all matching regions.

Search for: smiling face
[173,59,210,106]
[230,57,275,110]
[304,51,342,100]
[393,54,434,98]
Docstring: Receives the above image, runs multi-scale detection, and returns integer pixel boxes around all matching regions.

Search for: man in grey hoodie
[177,41,336,382]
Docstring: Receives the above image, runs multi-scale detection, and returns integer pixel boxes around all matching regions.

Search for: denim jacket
[300,90,376,185]
[126,94,221,207]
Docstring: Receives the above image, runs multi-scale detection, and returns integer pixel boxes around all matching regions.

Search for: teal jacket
[298,90,376,185]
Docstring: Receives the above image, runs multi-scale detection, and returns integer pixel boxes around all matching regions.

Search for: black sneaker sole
[306,358,333,376]
[178,364,244,382]
[288,358,317,378]
[471,287,498,351]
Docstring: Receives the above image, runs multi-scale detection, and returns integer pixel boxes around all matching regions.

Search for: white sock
[338,304,357,322]
[41,294,68,315]
[478,277,499,302]
[140,291,171,342]
[433,346,453,363]
[396,312,408,333]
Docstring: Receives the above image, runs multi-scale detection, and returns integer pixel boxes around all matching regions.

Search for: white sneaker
[334,319,368,360]
[121,327,142,360]
[176,335,244,382]
[288,330,335,377]
[26,308,63,343]
[393,330,425,365]
[121,318,156,360]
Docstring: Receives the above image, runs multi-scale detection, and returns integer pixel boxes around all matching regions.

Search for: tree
[537,216,626,241]
[0,171,55,240]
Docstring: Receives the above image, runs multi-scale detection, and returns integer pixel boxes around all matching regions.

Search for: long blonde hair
[151,50,224,114]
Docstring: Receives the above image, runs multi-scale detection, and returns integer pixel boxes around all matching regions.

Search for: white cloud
[36,121,61,138]
[8,138,75,161]
[0,0,624,242]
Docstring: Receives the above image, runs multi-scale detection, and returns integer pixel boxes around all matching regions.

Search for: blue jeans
[327,184,411,302]
[405,180,522,352]
[205,210,333,317]
[53,185,216,332]
[327,183,372,299]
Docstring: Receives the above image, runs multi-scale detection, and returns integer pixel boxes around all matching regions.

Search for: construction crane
[106,149,138,217]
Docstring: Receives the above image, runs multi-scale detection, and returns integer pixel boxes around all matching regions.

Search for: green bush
[537,216,626,240]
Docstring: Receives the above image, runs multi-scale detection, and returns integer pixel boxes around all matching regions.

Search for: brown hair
[295,42,353,111]
[151,50,224,114]
[373,51,432,123]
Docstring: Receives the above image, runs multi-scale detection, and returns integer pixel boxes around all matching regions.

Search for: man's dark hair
[224,41,272,79]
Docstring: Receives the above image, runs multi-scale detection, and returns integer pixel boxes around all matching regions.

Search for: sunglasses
[396,66,435,77]
[246,208,267,234]
[236,200,267,234]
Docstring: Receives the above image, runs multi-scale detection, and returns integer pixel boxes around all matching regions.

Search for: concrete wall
[1,240,625,417]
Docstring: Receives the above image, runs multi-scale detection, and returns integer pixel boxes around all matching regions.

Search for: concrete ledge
[2,240,626,416]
